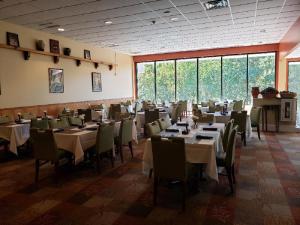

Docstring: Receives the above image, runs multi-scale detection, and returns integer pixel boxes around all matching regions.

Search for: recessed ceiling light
[260,29,266,33]
[163,10,171,14]
[104,21,113,25]
[57,28,64,32]
[203,0,229,10]
[170,17,178,21]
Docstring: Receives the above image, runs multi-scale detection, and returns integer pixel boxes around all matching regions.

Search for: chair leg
[257,124,261,140]
[232,164,236,184]
[35,159,40,184]
[226,166,234,193]
[128,141,133,159]
[153,176,158,206]
[110,150,114,168]
[149,168,153,179]
[182,182,186,211]
[119,145,124,163]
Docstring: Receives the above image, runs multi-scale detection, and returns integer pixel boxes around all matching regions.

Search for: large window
[176,59,197,102]
[288,61,300,127]
[136,62,155,101]
[198,57,221,102]
[156,60,175,103]
[223,55,247,101]
[248,53,275,103]
[136,52,276,104]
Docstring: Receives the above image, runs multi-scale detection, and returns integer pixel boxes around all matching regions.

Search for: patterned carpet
[0,132,300,225]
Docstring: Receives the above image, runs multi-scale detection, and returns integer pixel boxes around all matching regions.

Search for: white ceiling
[0,0,300,55]
[287,45,300,58]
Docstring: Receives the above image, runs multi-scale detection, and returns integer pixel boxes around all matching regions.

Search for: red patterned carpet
[0,132,300,225]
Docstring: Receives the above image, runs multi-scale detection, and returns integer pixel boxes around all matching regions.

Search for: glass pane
[136,62,155,101]
[223,55,247,101]
[248,53,275,104]
[288,61,300,127]
[198,57,221,102]
[156,60,175,102]
[176,59,197,102]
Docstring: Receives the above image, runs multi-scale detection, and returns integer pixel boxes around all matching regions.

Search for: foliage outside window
[136,62,155,101]
[156,60,175,103]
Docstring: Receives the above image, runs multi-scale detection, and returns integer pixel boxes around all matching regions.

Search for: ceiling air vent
[203,0,229,10]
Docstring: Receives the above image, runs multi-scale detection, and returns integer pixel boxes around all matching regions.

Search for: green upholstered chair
[222,119,234,153]
[250,107,262,140]
[216,127,237,193]
[157,118,172,130]
[116,118,133,163]
[208,100,216,113]
[192,104,202,117]
[93,122,115,172]
[30,118,49,129]
[59,108,75,118]
[192,113,215,124]
[48,118,70,129]
[230,110,247,146]
[22,112,36,120]
[109,104,121,120]
[233,100,244,111]
[30,128,68,184]
[170,104,182,124]
[68,116,82,126]
[151,136,187,210]
[146,121,161,137]
[0,115,10,124]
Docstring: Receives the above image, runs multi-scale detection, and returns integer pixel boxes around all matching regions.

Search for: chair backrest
[77,109,92,122]
[157,118,171,130]
[30,128,59,161]
[0,115,10,124]
[145,109,159,124]
[151,136,186,180]
[109,104,121,120]
[196,113,215,123]
[48,118,70,129]
[119,118,133,144]
[250,107,262,125]
[68,116,82,126]
[95,122,115,154]
[222,119,234,152]
[233,100,243,111]
[22,112,36,120]
[230,110,247,132]
[146,121,161,137]
[31,118,49,129]
[201,101,208,107]
[225,127,237,167]
[114,112,131,122]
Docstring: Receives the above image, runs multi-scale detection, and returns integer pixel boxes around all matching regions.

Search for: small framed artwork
[280,99,296,121]
[84,50,91,60]
[49,39,60,54]
[91,72,102,92]
[6,32,20,47]
[49,68,64,93]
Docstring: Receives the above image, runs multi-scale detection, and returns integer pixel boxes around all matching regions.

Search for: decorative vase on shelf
[36,40,45,51]
[63,48,71,56]
[251,87,260,98]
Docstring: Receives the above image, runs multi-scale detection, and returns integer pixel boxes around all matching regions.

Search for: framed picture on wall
[6,32,20,47]
[84,50,91,60]
[91,72,102,92]
[49,68,64,93]
[280,99,296,121]
[49,39,60,54]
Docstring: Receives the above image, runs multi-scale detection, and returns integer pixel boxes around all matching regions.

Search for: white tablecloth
[0,123,30,155]
[142,123,225,181]
[91,110,103,121]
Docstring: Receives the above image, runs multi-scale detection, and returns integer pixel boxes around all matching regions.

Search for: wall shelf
[0,43,116,70]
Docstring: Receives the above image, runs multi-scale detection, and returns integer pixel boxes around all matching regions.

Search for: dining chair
[157,118,172,130]
[192,113,215,124]
[30,128,68,184]
[77,108,92,122]
[216,127,237,193]
[208,100,216,113]
[151,136,187,210]
[146,121,161,137]
[170,104,182,124]
[30,118,49,129]
[116,118,133,163]
[109,104,121,120]
[68,116,82,126]
[93,122,115,172]
[232,100,244,111]
[230,110,247,146]
[144,109,159,136]
[250,107,262,140]
[0,115,10,124]
[222,119,234,153]
[48,118,70,129]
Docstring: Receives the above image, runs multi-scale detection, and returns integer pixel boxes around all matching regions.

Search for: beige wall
[0,21,133,109]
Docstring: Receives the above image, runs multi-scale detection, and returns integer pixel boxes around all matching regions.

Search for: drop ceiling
[0,0,299,55]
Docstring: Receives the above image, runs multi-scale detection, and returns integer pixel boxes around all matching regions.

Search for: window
[288,61,300,127]
[176,59,197,102]
[156,60,175,102]
[198,57,221,102]
[136,62,155,101]
[248,53,275,103]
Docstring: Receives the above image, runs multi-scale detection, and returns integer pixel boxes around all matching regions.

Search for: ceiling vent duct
[203,0,229,10]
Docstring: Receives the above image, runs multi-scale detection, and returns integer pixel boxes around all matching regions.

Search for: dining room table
[0,120,31,155]
[143,122,225,182]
